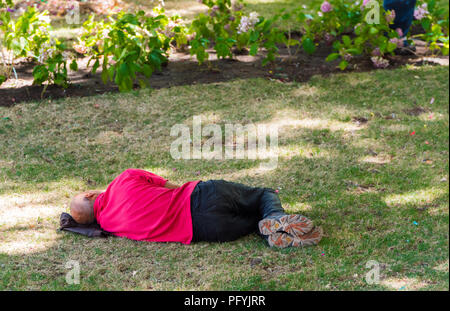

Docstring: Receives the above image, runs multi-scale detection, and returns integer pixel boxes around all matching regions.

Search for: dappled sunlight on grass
[382,123,411,133]
[278,143,331,160]
[418,112,447,122]
[0,178,89,232]
[142,167,174,180]
[284,201,313,213]
[380,276,429,291]
[433,260,449,272]
[94,130,124,145]
[0,226,59,255]
[267,109,366,133]
[0,65,448,290]
[0,159,14,169]
[359,154,392,164]
[350,137,386,150]
[206,165,275,181]
[0,201,62,228]
[291,85,320,98]
[384,187,447,207]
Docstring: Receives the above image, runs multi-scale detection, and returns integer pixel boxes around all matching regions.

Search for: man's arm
[125,169,181,188]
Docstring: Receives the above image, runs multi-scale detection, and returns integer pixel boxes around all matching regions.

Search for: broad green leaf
[369,27,379,35]
[302,37,316,54]
[326,53,340,62]
[92,59,100,74]
[70,60,78,71]
[339,60,348,70]
[342,35,352,47]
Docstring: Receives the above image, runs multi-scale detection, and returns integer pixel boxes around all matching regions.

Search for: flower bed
[0,0,448,94]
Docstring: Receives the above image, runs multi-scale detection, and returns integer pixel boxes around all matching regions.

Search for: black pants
[384,0,417,36]
[190,180,285,242]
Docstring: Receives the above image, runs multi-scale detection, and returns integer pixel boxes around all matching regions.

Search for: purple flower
[324,33,335,44]
[371,56,389,69]
[237,12,259,34]
[389,37,403,48]
[7,7,15,12]
[371,47,381,57]
[229,15,235,21]
[344,54,353,62]
[395,28,403,38]
[212,5,219,12]
[320,1,333,13]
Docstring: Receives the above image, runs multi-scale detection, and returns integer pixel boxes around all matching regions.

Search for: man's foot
[267,226,323,248]
[258,214,314,238]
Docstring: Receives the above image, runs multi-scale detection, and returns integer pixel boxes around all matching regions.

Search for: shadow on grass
[0,66,448,290]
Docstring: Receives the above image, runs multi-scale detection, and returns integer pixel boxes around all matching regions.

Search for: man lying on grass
[70,169,323,249]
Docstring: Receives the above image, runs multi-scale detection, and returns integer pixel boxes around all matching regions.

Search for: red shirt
[93,169,200,244]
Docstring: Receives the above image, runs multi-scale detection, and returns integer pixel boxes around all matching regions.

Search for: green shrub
[0,5,76,90]
[79,8,187,92]
[190,0,286,65]
[412,0,449,55]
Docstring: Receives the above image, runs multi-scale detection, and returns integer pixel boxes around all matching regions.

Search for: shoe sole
[292,226,323,247]
[258,214,314,238]
[268,226,323,249]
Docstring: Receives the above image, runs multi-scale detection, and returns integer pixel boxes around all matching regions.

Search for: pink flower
[361,0,371,8]
[385,10,396,23]
[324,33,335,45]
[395,28,403,37]
[320,1,332,13]
[414,3,429,20]
[73,44,87,54]
[389,37,403,48]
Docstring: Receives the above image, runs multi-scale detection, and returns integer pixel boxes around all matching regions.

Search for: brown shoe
[259,214,314,238]
[267,226,323,249]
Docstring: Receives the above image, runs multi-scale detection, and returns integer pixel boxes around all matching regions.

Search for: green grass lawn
[0,0,449,291]
[0,65,448,290]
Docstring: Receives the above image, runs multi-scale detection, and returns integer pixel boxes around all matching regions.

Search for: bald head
[70,191,101,224]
